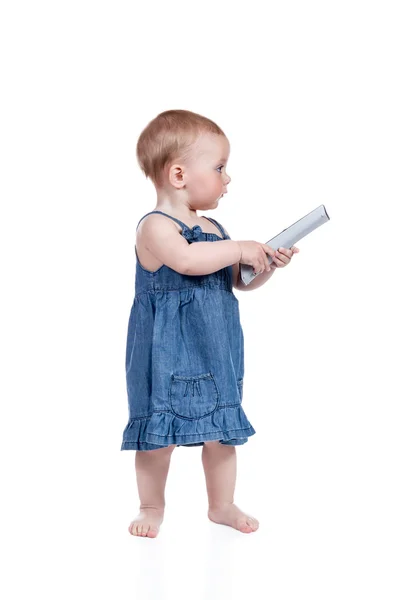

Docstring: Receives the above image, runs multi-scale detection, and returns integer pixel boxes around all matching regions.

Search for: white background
[1,1,399,598]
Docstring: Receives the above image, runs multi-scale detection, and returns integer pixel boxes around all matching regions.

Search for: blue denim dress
[121,210,256,451]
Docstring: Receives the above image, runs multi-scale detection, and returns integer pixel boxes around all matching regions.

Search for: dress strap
[201,216,227,239]
[136,211,188,232]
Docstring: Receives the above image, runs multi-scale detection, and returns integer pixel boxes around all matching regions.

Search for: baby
[121,109,299,537]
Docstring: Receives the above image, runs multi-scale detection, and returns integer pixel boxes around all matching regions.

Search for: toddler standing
[121,109,299,537]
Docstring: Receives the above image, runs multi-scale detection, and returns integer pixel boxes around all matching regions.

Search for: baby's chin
[196,195,222,209]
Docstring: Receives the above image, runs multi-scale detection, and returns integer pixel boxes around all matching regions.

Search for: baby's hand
[237,240,276,275]
[270,246,300,269]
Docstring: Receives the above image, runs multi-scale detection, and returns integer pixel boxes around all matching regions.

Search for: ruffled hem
[121,405,256,451]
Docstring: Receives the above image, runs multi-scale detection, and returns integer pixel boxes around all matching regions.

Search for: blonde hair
[136,109,226,188]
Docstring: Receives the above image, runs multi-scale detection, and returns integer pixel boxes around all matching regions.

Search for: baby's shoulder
[135,212,189,273]
[136,212,184,256]
[137,212,181,237]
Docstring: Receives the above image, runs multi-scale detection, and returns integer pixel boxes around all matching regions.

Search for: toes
[129,522,142,536]
[128,521,159,538]
[141,525,150,537]
[147,528,158,538]
[237,518,252,533]
[237,516,259,533]
[247,517,259,531]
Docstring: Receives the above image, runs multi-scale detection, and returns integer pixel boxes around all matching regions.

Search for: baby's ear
[168,164,185,189]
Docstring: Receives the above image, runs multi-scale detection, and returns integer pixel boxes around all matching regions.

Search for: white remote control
[240,204,330,285]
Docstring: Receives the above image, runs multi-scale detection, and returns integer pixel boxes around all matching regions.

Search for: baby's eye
[216,165,224,173]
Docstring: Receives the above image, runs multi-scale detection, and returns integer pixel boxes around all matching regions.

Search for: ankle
[208,501,234,512]
[139,504,165,513]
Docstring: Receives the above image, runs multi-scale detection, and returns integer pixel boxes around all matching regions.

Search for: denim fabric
[121,211,256,451]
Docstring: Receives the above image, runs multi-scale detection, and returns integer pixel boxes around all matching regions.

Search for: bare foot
[208,503,259,534]
[128,507,164,538]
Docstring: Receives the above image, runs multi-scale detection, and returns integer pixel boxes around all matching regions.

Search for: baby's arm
[139,214,241,276]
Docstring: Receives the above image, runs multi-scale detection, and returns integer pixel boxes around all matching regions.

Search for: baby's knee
[203,440,220,448]
[151,444,176,456]
[136,445,176,463]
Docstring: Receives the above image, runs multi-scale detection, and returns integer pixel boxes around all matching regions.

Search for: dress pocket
[169,372,219,419]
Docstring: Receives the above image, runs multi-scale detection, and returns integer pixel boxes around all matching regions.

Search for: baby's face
[185,133,231,210]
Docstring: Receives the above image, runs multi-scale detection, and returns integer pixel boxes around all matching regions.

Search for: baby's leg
[201,441,259,534]
[129,444,176,538]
